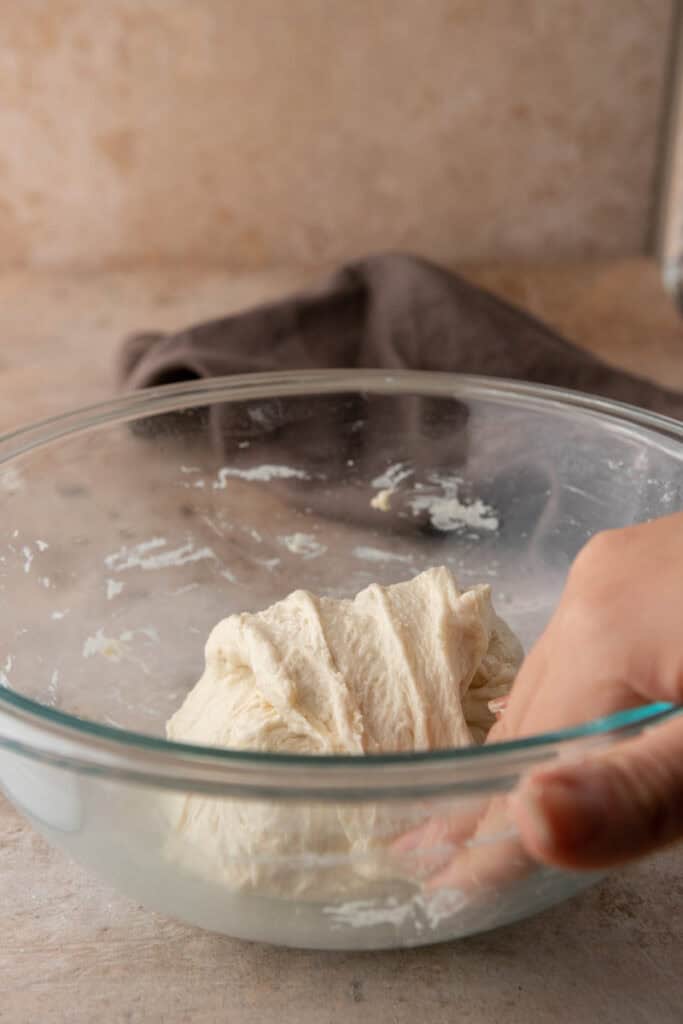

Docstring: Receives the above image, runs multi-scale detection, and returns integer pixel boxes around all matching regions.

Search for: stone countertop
[1,259,682,1023]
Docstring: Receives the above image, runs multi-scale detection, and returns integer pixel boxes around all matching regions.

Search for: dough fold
[165,567,523,897]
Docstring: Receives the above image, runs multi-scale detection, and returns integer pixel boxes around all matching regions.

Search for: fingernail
[514,773,606,854]
[513,782,555,851]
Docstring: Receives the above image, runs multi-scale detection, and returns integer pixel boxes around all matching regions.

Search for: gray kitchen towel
[118,253,681,533]
[120,252,681,418]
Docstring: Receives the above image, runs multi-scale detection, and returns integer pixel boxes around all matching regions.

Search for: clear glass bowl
[0,370,680,950]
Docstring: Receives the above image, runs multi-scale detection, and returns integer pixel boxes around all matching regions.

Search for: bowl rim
[0,369,681,798]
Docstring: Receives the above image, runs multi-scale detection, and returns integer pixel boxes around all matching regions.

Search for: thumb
[511,713,683,870]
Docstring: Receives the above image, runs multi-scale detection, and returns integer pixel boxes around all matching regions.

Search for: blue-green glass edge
[0,370,679,767]
[0,686,677,767]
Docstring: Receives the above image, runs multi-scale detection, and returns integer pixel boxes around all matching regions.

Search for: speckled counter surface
[1,259,682,1023]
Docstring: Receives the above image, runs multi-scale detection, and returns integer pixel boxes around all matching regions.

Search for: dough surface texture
[165,566,523,896]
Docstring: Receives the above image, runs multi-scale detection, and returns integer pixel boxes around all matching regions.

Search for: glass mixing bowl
[0,370,680,950]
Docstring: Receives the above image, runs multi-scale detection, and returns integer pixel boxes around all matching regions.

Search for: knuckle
[570,528,629,581]
[562,527,637,627]
[609,741,683,849]
[553,579,610,643]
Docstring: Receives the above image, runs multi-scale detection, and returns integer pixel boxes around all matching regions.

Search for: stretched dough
[164,567,522,897]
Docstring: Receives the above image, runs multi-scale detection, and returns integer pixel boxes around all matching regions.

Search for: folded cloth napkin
[120,252,681,417]
[118,253,681,534]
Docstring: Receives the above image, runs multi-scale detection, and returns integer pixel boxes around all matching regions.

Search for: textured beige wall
[0,1,673,271]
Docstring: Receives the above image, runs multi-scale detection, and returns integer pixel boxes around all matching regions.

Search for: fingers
[485,642,548,743]
[511,713,683,870]
[426,832,534,895]
[393,794,536,897]
[397,515,683,889]
[425,794,535,895]
[489,516,683,749]
[392,798,490,877]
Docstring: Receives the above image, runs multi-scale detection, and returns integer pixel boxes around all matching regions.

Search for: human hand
[496,511,683,870]
[396,513,683,890]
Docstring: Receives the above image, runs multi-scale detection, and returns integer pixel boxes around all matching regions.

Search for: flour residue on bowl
[200,515,226,538]
[353,546,413,564]
[410,474,499,533]
[46,669,60,706]
[323,896,415,930]
[254,556,281,571]
[106,578,124,600]
[0,466,24,494]
[104,537,216,573]
[83,628,125,662]
[410,492,499,532]
[280,533,327,559]
[213,464,310,489]
[370,462,414,511]
[2,655,13,684]
[370,464,499,534]
[82,626,160,672]
[370,488,394,511]
[322,888,466,932]
[371,462,414,490]
[17,538,52,575]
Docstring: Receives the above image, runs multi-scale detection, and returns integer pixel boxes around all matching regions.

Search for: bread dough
[164,566,523,897]
[168,566,521,753]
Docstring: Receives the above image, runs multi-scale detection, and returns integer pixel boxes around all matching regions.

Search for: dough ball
[164,566,523,897]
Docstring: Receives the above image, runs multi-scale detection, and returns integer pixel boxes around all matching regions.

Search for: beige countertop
[1,259,682,1023]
